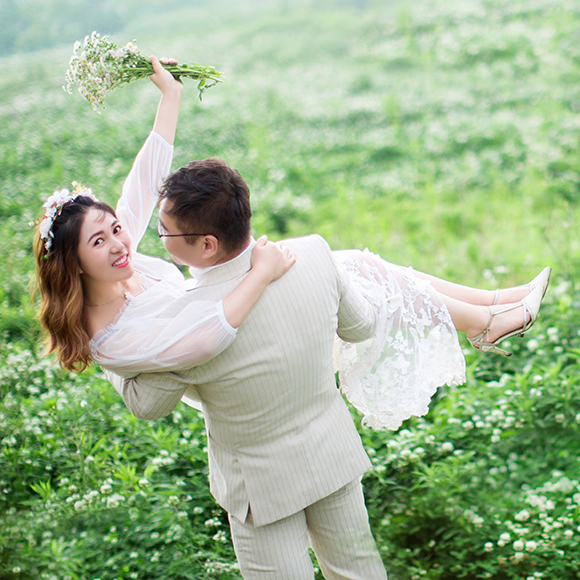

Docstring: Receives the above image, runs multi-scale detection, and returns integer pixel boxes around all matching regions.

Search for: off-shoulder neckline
[89,271,160,345]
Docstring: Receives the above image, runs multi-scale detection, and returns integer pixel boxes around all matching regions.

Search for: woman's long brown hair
[33,196,117,372]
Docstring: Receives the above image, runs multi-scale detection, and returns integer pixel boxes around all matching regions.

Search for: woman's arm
[223,236,296,328]
[114,56,183,247]
[149,56,183,145]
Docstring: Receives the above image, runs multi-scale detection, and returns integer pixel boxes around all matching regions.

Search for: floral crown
[39,182,99,252]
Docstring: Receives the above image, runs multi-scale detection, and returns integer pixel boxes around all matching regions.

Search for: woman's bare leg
[411,270,529,306]
[346,252,538,345]
[441,295,527,343]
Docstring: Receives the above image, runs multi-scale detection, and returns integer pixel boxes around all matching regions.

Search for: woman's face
[77,208,135,284]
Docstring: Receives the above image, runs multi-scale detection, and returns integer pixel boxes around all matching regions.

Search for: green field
[2,0,580,578]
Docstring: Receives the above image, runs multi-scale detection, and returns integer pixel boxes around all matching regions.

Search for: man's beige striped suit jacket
[114,234,377,527]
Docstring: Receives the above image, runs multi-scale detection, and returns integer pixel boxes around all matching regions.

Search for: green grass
[2,0,580,578]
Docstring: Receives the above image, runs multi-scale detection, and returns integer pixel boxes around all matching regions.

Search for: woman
[34,56,295,374]
[34,57,549,429]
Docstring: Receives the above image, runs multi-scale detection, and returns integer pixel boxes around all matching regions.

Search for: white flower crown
[39,182,99,251]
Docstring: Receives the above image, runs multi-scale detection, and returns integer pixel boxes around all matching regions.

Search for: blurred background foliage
[2,0,580,578]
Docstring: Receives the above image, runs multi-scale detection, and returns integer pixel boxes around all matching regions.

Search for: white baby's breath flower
[525,540,538,551]
[513,539,525,551]
[515,509,530,522]
[527,339,540,352]
[106,493,125,508]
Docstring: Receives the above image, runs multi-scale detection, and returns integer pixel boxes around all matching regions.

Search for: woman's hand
[222,236,296,328]
[149,56,183,98]
[251,235,296,283]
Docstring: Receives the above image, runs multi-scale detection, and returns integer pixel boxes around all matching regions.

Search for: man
[110,157,388,579]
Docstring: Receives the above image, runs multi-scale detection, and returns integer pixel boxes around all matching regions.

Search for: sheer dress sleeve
[91,288,237,376]
[115,131,173,249]
[333,254,379,343]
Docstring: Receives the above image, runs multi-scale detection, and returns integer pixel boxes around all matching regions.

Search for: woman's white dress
[332,250,465,429]
[91,131,466,431]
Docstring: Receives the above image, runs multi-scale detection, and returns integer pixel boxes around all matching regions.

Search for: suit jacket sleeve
[104,368,199,420]
[332,251,379,343]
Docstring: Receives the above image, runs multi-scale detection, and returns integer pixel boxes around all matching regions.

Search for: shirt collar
[188,237,255,281]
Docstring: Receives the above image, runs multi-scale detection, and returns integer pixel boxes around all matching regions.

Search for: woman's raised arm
[114,56,183,248]
[149,56,183,145]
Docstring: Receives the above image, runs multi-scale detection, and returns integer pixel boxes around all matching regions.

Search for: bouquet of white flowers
[63,31,223,112]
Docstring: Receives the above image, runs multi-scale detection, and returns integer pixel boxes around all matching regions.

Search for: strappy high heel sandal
[468,284,545,357]
[529,266,551,300]
[491,266,551,305]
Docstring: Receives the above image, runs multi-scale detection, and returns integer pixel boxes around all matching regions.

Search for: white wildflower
[63,31,222,113]
[525,540,538,551]
[527,339,539,352]
[515,509,530,522]
[513,539,524,551]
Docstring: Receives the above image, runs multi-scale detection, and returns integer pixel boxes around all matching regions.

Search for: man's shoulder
[277,235,338,286]
[281,234,331,253]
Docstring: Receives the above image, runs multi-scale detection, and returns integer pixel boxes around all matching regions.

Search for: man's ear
[201,235,220,259]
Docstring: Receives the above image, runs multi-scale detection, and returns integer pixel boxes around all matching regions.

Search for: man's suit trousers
[229,479,388,580]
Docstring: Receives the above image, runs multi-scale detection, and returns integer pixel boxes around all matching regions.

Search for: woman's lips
[112,254,130,267]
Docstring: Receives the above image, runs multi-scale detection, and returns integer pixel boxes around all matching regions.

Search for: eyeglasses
[156,219,215,239]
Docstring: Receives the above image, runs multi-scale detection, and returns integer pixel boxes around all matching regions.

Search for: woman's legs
[440,295,527,344]
[411,268,549,348]
[344,250,547,352]
[411,270,530,306]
